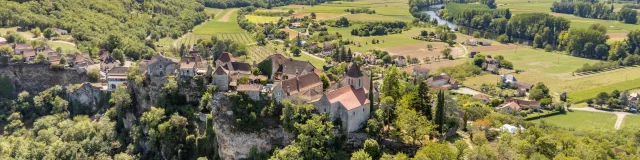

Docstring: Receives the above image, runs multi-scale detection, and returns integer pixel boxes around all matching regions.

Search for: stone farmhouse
[412,66,430,80]
[392,55,407,67]
[266,54,317,80]
[143,52,179,78]
[501,74,534,93]
[483,57,500,73]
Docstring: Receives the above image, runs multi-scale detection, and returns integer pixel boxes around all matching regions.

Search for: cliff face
[211,93,294,160]
[67,83,108,115]
[0,64,89,94]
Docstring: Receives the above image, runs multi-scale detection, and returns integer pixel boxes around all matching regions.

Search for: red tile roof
[217,52,235,63]
[278,72,322,95]
[326,86,370,110]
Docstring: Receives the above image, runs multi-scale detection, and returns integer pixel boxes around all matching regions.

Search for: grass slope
[530,110,617,131]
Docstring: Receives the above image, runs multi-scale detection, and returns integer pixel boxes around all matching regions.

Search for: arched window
[111,84,116,89]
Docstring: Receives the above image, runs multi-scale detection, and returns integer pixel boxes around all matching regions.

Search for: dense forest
[0,0,207,59]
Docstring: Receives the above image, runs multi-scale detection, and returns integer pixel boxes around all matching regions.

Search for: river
[422,4,459,29]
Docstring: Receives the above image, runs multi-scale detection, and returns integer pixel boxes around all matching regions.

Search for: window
[111,84,116,89]
[324,108,326,112]
[359,79,361,87]
[352,111,355,116]
[363,108,365,112]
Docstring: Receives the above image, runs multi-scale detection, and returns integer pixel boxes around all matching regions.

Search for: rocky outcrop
[0,64,89,94]
[211,93,294,160]
[67,83,108,114]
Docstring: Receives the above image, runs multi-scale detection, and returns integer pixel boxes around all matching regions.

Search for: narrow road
[570,107,630,130]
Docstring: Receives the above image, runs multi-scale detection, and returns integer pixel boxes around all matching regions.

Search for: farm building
[466,39,477,46]
[392,55,407,66]
[478,40,492,46]
[427,73,458,90]
[52,28,69,35]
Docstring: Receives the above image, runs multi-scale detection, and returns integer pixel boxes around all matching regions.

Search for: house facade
[237,84,264,101]
[212,66,232,91]
[106,67,129,91]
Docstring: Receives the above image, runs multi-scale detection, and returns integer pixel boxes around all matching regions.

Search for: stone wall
[0,64,89,95]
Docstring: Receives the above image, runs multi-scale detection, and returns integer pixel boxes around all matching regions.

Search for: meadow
[47,41,79,53]
[530,110,617,131]
[277,0,412,22]
[326,25,430,53]
[176,32,255,47]
[567,75,640,103]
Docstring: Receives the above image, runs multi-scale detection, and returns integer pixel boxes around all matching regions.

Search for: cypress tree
[435,90,445,134]
[369,72,374,110]
[417,81,432,120]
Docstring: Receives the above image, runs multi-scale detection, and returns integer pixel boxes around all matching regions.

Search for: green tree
[319,73,330,91]
[395,104,435,145]
[416,81,432,120]
[469,145,498,160]
[87,69,101,82]
[112,48,126,66]
[0,76,15,99]
[293,114,344,159]
[0,46,14,56]
[350,150,372,160]
[528,82,550,101]
[280,99,314,133]
[435,90,446,134]
[292,47,301,56]
[51,96,69,114]
[454,139,469,159]
[34,52,47,63]
[362,139,380,158]
[105,34,122,52]
[414,142,457,160]
[43,28,53,39]
[31,27,42,38]
[381,65,403,100]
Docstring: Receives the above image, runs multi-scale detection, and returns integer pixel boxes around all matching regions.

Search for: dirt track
[218,9,238,22]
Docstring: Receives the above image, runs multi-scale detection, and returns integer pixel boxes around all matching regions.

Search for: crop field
[530,110,617,131]
[249,46,277,62]
[177,32,255,47]
[385,42,465,60]
[192,8,243,34]
[245,15,283,24]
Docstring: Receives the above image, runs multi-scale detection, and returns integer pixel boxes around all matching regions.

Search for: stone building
[313,85,371,133]
[237,84,264,101]
[107,67,129,91]
[212,66,232,91]
[266,54,317,80]
[426,73,458,90]
[179,55,209,78]
[272,72,323,103]
[146,52,179,78]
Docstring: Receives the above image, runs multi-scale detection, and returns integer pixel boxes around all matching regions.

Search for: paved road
[570,107,630,130]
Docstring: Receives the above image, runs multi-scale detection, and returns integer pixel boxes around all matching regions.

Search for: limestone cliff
[0,64,89,94]
[67,83,109,115]
[211,93,294,160]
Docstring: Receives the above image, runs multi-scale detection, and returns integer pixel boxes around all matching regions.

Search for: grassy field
[622,114,640,129]
[326,25,429,53]
[0,27,35,39]
[465,47,640,100]
[47,41,79,53]
[205,8,224,17]
[277,0,411,22]
[192,8,243,34]
[245,15,283,24]
[530,110,617,131]
[567,76,640,103]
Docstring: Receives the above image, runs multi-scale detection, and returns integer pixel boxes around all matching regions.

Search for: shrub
[87,69,100,83]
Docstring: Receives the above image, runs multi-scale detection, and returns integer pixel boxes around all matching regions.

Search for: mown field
[192,8,243,34]
[47,41,79,53]
[326,25,429,53]
[530,110,617,131]
[176,32,255,47]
